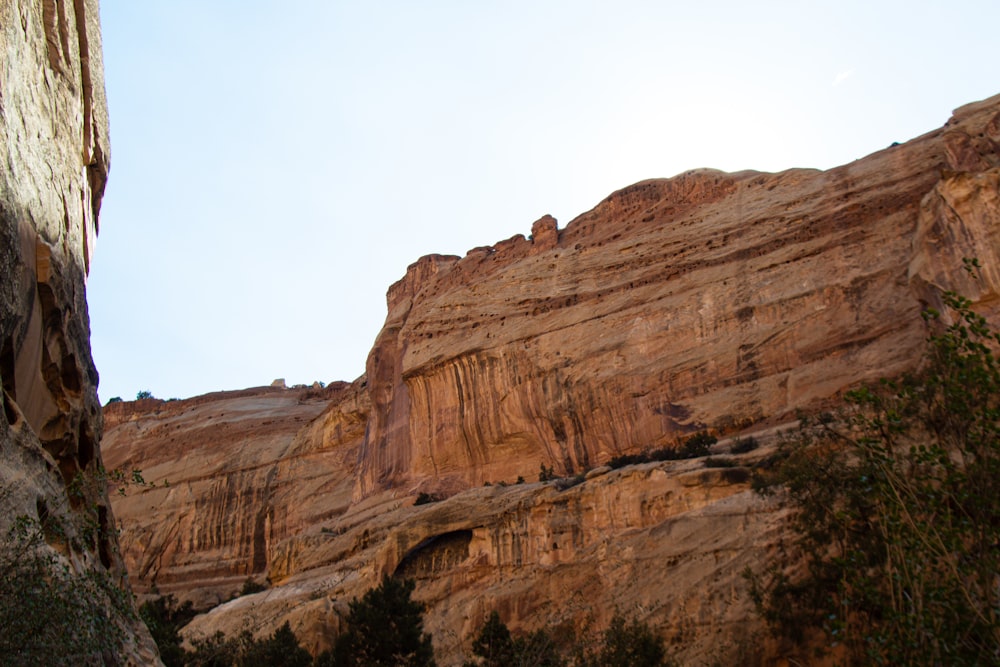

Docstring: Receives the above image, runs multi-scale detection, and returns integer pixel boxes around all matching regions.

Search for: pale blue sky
[89,1,999,401]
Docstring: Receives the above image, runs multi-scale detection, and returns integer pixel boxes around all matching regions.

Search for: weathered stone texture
[0,1,158,662]
[103,93,1000,666]
[357,94,1000,499]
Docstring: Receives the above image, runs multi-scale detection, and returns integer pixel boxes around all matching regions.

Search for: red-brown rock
[103,93,1000,666]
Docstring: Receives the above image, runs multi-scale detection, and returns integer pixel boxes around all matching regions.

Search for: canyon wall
[0,1,158,662]
[358,93,1000,499]
[102,93,1000,665]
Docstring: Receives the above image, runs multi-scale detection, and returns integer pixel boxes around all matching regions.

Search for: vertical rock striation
[356,94,1000,499]
[0,1,158,662]
[101,93,1000,665]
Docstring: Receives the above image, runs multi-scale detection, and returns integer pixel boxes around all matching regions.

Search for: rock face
[102,383,368,609]
[102,93,1000,665]
[0,1,158,663]
[358,94,1000,500]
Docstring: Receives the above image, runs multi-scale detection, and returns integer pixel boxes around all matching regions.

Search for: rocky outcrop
[357,94,1000,498]
[101,383,369,608]
[181,439,786,665]
[102,93,1000,665]
[0,1,158,663]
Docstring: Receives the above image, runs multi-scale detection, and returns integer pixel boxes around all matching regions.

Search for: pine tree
[333,576,436,666]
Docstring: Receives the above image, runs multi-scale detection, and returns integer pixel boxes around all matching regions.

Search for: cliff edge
[0,1,159,663]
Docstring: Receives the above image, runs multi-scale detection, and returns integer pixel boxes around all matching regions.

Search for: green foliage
[465,611,563,667]
[184,622,312,667]
[331,576,436,666]
[414,492,441,506]
[730,436,758,454]
[702,456,737,468]
[679,431,716,458]
[139,595,197,667]
[107,396,123,404]
[465,611,667,667]
[0,511,133,665]
[136,389,154,400]
[750,276,1000,664]
[538,463,557,482]
[608,432,718,469]
[467,611,515,666]
[239,578,267,596]
[591,614,668,667]
[552,473,586,491]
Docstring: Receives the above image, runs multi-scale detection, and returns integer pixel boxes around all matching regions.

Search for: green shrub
[553,474,585,491]
[730,436,758,454]
[748,273,1000,664]
[608,453,649,469]
[136,390,154,400]
[0,513,133,665]
[240,577,267,596]
[679,432,716,458]
[414,492,440,506]
[702,456,737,468]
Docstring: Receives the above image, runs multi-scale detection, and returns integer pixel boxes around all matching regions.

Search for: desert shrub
[749,272,1000,664]
[702,456,737,468]
[329,575,436,666]
[136,389,154,400]
[240,577,267,596]
[0,465,155,666]
[553,474,585,491]
[516,475,526,485]
[538,463,557,482]
[107,396,123,404]
[0,513,133,665]
[730,436,758,454]
[414,492,442,506]
[608,452,649,469]
[139,594,197,667]
[679,431,716,458]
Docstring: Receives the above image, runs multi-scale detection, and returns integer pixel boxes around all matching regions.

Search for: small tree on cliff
[329,575,436,667]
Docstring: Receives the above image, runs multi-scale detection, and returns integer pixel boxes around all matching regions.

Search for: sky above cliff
[89,0,1000,402]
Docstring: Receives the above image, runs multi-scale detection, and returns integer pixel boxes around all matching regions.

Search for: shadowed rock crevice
[394,530,474,581]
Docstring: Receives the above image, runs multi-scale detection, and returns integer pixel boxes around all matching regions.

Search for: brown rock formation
[102,93,1000,665]
[0,0,158,663]
[358,94,1000,499]
[101,383,369,608]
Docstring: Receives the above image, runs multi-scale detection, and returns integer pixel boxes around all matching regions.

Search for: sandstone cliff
[102,93,1000,665]
[359,94,1000,499]
[0,1,158,663]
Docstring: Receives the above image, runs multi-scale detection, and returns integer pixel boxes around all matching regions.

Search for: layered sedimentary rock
[102,383,368,608]
[359,94,1000,498]
[181,437,787,665]
[102,94,1000,665]
[0,1,158,663]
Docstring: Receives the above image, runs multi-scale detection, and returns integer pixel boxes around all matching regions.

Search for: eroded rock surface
[359,95,1000,499]
[103,93,1000,665]
[102,383,368,608]
[0,1,159,663]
